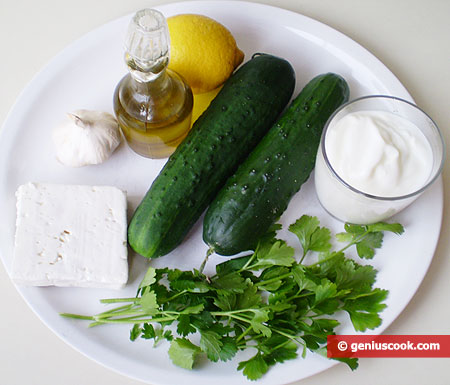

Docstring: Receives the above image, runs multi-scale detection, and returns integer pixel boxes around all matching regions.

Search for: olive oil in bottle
[114,9,193,159]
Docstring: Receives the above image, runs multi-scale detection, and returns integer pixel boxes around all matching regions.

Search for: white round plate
[0,1,443,384]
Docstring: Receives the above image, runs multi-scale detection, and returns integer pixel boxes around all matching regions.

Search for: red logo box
[327,335,450,358]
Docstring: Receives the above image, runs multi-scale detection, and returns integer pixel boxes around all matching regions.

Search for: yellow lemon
[167,14,244,94]
[191,86,222,123]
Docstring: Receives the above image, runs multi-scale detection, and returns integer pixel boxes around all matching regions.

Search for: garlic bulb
[52,110,122,167]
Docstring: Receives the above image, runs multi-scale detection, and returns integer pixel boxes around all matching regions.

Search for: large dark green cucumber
[128,54,295,258]
[203,73,349,256]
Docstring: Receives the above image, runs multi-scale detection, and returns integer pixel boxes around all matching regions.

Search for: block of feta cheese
[11,182,128,289]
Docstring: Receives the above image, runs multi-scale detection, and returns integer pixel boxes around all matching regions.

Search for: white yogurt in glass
[314,95,444,224]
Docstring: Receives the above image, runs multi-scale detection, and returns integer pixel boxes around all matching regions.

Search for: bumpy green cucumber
[203,73,349,256]
[128,54,295,258]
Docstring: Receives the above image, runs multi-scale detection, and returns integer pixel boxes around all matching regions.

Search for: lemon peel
[167,14,244,94]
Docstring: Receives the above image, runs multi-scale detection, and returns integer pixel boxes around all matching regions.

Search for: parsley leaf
[337,222,405,259]
[129,324,141,341]
[316,347,359,370]
[140,291,158,314]
[337,264,377,297]
[250,309,271,337]
[291,265,317,291]
[237,352,269,381]
[200,330,223,362]
[139,267,157,289]
[235,281,262,310]
[253,240,295,268]
[368,222,405,234]
[289,215,332,256]
[355,232,383,259]
[218,337,238,361]
[168,338,201,370]
[212,272,247,293]
[215,255,251,276]
[141,323,156,339]
[343,289,389,331]
[314,279,338,304]
[213,292,236,311]
[177,314,196,336]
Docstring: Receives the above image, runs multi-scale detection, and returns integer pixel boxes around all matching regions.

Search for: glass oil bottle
[113,9,193,158]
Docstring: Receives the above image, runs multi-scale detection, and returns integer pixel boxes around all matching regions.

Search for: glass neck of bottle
[124,8,170,83]
[125,52,169,83]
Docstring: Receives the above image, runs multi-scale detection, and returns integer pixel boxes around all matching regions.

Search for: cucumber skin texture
[128,54,296,258]
[203,73,350,256]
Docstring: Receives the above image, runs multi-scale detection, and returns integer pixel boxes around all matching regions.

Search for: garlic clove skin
[52,109,122,167]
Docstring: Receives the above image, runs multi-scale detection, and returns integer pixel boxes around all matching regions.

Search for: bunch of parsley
[62,215,404,380]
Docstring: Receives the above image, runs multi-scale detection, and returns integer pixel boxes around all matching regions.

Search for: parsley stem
[211,311,255,330]
[238,252,257,273]
[236,325,253,343]
[88,315,177,327]
[271,338,297,352]
[307,230,375,268]
[208,252,254,281]
[272,327,305,347]
[98,304,134,316]
[285,292,313,302]
[300,249,308,264]
[199,247,214,274]
[337,231,370,254]
[306,230,370,268]
[100,297,138,304]
[271,328,296,340]
[160,290,188,304]
[60,313,94,320]
[211,309,253,317]
[307,252,341,267]
[94,310,146,320]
